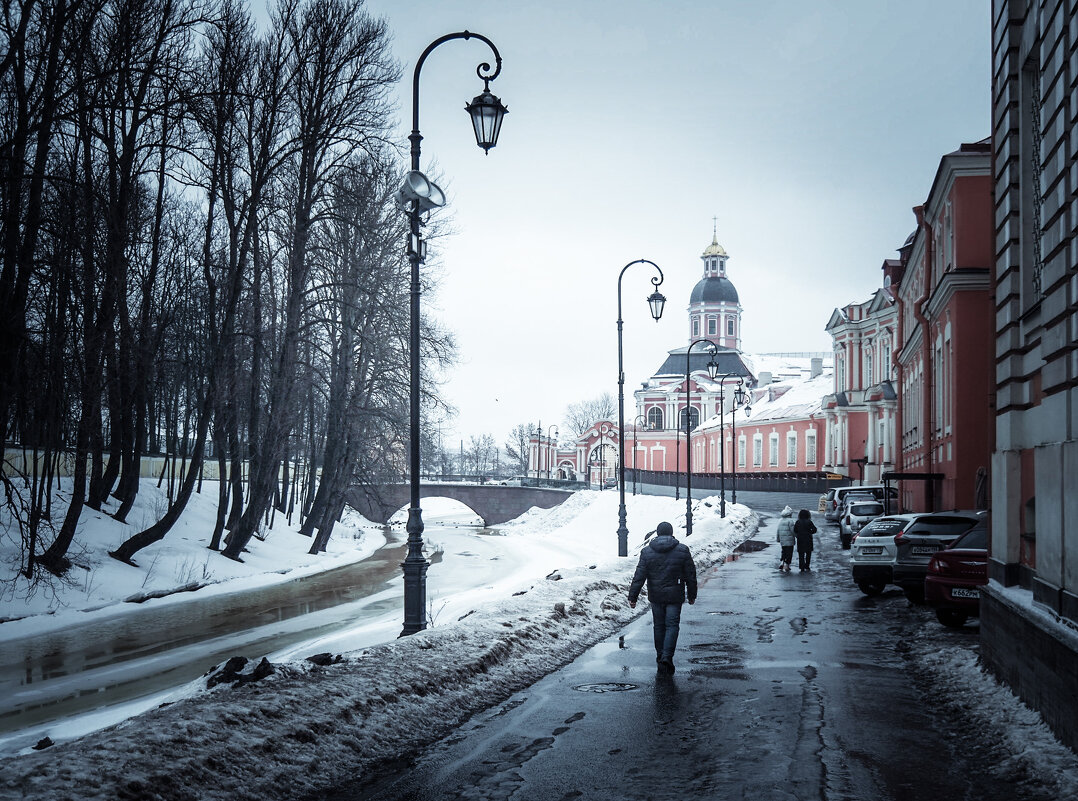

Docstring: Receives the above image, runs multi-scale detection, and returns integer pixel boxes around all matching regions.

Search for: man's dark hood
[649,533,678,553]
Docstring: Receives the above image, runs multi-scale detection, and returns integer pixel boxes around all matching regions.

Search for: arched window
[646,407,663,430]
[679,407,700,431]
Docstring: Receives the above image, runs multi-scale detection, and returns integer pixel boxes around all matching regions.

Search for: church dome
[689,275,739,304]
[702,238,727,258]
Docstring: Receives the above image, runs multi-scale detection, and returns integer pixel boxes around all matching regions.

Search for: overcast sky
[356,0,990,448]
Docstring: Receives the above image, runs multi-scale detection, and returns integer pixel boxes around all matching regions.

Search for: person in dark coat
[794,508,817,571]
[628,521,697,672]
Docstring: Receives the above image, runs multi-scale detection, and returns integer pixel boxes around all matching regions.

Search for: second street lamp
[400,31,506,637]
[632,414,646,496]
[714,373,748,518]
[616,259,666,557]
[684,340,719,536]
[547,425,558,480]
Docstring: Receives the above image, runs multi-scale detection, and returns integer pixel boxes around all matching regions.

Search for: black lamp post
[731,385,750,506]
[714,373,749,518]
[534,420,542,484]
[598,424,610,490]
[674,423,680,501]
[547,425,558,480]
[632,414,646,496]
[616,260,666,557]
[399,32,507,637]
[684,340,719,535]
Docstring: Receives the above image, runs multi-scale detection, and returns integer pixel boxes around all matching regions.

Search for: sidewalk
[324,512,1056,801]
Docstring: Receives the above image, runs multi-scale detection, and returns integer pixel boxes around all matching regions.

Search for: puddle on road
[572,683,638,693]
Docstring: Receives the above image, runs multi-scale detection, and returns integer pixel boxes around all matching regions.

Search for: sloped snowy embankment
[0,495,757,801]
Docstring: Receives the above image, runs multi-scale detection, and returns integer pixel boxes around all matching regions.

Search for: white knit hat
[781,505,793,517]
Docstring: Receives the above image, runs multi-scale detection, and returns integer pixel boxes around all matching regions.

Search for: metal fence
[628,469,846,495]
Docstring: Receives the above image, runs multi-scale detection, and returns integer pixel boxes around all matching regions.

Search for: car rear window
[905,517,978,538]
[850,503,884,516]
[859,517,907,535]
[949,523,987,550]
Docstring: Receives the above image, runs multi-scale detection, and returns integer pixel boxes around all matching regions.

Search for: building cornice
[923,267,991,319]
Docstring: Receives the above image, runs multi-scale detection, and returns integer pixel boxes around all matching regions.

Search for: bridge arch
[346,483,575,527]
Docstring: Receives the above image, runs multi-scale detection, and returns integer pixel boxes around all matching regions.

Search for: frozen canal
[0,503,527,746]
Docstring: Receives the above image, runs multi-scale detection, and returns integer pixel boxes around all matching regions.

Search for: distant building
[981,0,1078,753]
[531,232,831,488]
[823,275,900,486]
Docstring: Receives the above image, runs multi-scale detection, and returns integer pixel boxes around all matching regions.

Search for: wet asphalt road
[320,497,1052,801]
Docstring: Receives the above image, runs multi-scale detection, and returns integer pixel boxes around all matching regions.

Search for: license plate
[860,547,883,555]
[951,587,979,599]
[911,546,937,554]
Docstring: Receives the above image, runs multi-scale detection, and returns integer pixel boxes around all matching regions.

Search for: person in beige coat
[776,505,795,572]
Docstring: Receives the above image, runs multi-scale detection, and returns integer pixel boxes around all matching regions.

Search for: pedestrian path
[320,511,1047,801]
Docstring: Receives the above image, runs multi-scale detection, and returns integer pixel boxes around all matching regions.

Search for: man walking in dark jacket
[628,521,697,672]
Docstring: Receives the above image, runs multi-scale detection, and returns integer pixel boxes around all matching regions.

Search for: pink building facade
[894,141,994,513]
[822,279,900,486]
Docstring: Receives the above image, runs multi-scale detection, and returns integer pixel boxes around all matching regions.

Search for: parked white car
[850,513,927,596]
[839,497,885,548]
[823,485,898,523]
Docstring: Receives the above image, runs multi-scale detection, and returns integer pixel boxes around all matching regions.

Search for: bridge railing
[419,474,587,490]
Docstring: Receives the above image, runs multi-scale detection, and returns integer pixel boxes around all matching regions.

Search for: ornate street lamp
[684,340,719,535]
[534,419,542,484]
[714,373,749,518]
[731,384,751,507]
[547,425,558,480]
[616,260,666,556]
[400,32,506,637]
[632,414,646,496]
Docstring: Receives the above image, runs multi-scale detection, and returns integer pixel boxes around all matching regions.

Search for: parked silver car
[892,511,983,601]
[850,514,927,595]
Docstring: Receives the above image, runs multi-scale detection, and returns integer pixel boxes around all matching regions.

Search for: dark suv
[892,511,983,601]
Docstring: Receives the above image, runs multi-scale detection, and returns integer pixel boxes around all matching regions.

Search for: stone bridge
[346,483,576,527]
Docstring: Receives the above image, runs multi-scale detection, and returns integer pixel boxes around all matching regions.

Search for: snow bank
[0,496,757,801]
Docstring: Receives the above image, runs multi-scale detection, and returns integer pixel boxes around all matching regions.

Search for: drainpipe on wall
[915,209,935,513]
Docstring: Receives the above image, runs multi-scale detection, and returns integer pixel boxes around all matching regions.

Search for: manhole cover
[572,683,638,693]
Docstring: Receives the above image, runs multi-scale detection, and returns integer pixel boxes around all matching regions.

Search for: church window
[738,436,746,467]
[727,318,734,336]
[647,407,663,430]
[753,435,763,467]
[786,432,797,466]
[806,431,817,465]
[708,318,716,335]
[692,319,699,337]
[679,407,700,431]
[768,433,778,466]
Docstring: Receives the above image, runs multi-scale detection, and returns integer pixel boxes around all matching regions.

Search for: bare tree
[563,392,616,441]
[503,423,531,475]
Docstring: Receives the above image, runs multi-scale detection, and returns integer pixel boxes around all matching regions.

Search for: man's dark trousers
[651,602,683,659]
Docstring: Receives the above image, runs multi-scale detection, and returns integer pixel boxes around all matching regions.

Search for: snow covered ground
[1,485,1076,801]
[0,478,387,630]
[0,486,756,800]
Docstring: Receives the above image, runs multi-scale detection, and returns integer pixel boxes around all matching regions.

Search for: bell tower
[688,224,742,350]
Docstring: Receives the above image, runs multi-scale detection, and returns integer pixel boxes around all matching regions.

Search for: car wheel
[857,581,885,596]
[936,609,969,628]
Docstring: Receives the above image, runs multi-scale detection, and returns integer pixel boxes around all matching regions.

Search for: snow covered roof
[698,369,833,431]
